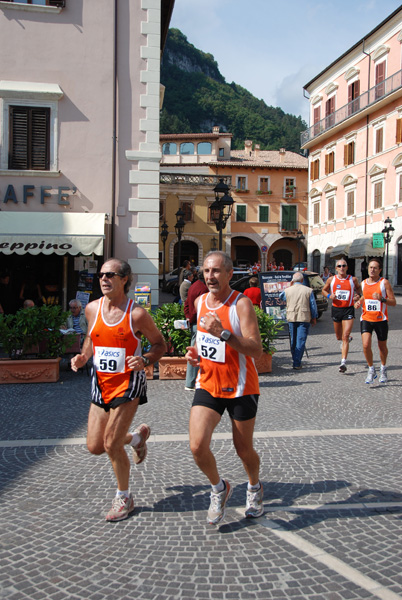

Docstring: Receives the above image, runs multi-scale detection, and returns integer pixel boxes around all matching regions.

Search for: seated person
[65,299,88,336]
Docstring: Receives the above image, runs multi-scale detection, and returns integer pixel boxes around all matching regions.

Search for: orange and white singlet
[89,297,145,406]
[330,275,355,307]
[361,278,388,322]
[195,291,259,399]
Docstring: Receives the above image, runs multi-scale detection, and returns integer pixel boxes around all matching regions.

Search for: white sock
[129,432,141,447]
[248,481,261,492]
[116,489,130,498]
[381,364,386,370]
[212,479,225,493]
[341,358,346,364]
[369,366,375,372]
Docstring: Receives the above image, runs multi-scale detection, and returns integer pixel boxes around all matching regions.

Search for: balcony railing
[301,69,402,146]
[160,173,232,187]
[278,221,305,234]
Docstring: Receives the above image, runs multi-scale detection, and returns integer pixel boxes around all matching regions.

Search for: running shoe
[105,493,134,522]
[245,483,264,518]
[365,369,377,384]
[207,480,232,525]
[131,423,151,465]
[185,387,195,391]
[379,367,388,384]
[339,363,347,373]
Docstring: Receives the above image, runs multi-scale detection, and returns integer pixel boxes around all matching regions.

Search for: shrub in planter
[152,303,191,357]
[254,307,283,355]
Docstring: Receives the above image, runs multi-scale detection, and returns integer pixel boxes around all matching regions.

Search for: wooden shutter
[396,118,402,144]
[9,107,28,169]
[328,197,334,221]
[375,128,383,154]
[374,182,382,209]
[9,106,50,170]
[375,62,385,99]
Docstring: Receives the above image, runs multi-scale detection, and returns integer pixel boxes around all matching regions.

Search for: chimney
[212,126,220,134]
[245,140,252,156]
[279,148,286,163]
[254,144,260,159]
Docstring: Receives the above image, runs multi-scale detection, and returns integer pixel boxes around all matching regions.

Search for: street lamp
[174,208,186,270]
[209,178,234,251]
[160,220,169,290]
[382,217,395,280]
[296,229,305,269]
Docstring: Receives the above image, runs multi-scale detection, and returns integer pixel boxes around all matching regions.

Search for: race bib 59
[94,346,126,373]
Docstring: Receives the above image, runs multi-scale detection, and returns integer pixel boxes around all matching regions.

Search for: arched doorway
[231,236,259,267]
[312,249,321,273]
[273,249,292,270]
[174,240,198,268]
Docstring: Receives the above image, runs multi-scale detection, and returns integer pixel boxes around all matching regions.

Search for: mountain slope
[160,29,306,153]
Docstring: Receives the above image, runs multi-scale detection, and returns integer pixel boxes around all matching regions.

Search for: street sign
[261,245,268,253]
[372,233,384,249]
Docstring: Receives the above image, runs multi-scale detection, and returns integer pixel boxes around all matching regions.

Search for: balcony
[278,221,306,235]
[160,173,232,187]
[301,69,402,147]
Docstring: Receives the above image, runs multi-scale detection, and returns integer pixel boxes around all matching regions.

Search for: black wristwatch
[220,329,231,342]
[142,355,150,367]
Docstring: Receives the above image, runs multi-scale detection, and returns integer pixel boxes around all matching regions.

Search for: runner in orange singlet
[322,258,361,373]
[71,258,165,521]
[354,258,396,384]
[186,251,264,525]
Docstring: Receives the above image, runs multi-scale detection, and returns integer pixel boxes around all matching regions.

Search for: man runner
[71,258,166,521]
[354,258,396,384]
[185,251,264,525]
[322,258,361,373]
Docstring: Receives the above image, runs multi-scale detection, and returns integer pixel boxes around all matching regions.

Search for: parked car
[293,262,308,271]
[231,271,328,318]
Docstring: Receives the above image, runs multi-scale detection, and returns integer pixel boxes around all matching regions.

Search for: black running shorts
[192,388,259,421]
[332,306,355,322]
[360,320,388,342]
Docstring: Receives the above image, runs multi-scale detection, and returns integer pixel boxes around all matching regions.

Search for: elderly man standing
[280,272,318,370]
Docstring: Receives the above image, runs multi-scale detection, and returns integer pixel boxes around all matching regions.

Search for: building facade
[0,0,173,310]
[301,6,402,284]
[160,130,308,272]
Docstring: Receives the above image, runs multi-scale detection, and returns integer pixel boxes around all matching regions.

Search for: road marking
[0,427,401,448]
[236,508,402,600]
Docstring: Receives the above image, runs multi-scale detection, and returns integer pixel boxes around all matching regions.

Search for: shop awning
[330,243,351,258]
[0,212,105,255]
[347,237,384,259]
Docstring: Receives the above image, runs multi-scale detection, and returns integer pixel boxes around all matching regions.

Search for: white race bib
[335,289,350,301]
[365,299,380,312]
[197,331,226,363]
[94,346,126,373]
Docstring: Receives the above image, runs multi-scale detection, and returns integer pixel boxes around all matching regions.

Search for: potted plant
[254,307,283,373]
[0,305,75,383]
[152,303,191,379]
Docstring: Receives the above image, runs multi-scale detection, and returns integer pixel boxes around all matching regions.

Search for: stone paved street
[0,301,401,600]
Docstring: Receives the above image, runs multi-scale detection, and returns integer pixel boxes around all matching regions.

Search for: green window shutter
[281,205,297,230]
[236,205,246,222]
[259,206,269,222]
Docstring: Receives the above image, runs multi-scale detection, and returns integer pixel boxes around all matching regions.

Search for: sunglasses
[96,272,124,280]
[336,264,347,268]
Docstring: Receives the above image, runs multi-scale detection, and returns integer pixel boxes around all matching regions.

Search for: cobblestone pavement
[0,301,401,600]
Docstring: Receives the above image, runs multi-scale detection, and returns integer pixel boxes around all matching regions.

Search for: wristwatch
[142,355,150,367]
[220,329,231,342]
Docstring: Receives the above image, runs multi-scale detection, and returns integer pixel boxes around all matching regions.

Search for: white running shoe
[365,368,377,384]
[245,483,264,518]
[207,480,232,525]
[379,367,388,384]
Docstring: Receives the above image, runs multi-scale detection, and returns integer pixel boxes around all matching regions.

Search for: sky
[169,0,402,123]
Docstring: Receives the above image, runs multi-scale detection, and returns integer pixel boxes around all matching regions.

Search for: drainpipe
[110,0,118,257]
[362,39,371,235]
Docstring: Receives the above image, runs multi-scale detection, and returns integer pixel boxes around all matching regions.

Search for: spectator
[66,299,88,335]
[321,266,332,283]
[179,269,194,304]
[178,260,191,287]
[23,299,35,309]
[243,277,261,307]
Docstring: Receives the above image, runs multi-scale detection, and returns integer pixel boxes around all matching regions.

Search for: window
[281,205,297,230]
[259,205,269,223]
[344,141,355,166]
[328,196,334,221]
[375,127,384,154]
[236,176,247,191]
[236,204,247,222]
[325,96,335,128]
[313,202,320,225]
[9,106,50,170]
[218,148,224,157]
[325,152,335,175]
[162,142,177,155]
[310,159,320,181]
[180,142,194,155]
[258,177,270,193]
[346,191,354,216]
[375,61,386,99]
[374,181,383,209]
[180,202,193,222]
[159,201,165,221]
[284,177,296,198]
[197,142,212,155]
[397,118,402,144]
[348,80,360,115]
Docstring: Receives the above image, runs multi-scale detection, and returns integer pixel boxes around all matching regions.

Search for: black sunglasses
[336,264,347,268]
[96,271,124,280]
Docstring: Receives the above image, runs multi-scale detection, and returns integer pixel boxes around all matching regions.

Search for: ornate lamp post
[209,178,234,251]
[382,217,395,280]
[296,229,305,269]
[174,208,186,270]
[160,221,169,290]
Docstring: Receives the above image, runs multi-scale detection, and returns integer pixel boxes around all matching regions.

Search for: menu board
[258,271,293,321]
